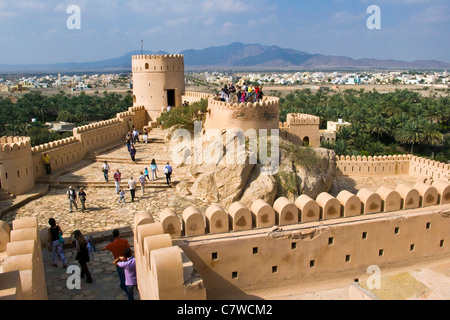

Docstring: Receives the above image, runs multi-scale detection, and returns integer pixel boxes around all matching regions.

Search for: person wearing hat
[67,186,78,213]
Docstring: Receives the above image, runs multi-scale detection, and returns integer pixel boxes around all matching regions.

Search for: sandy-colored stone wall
[280,113,321,148]
[182,91,213,105]
[133,211,206,300]
[0,106,147,194]
[0,137,35,195]
[157,181,449,238]
[0,217,47,300]
[177,204,450,299]
[336,155,449,183]
[129,180,450,299]
[204,97,280,133]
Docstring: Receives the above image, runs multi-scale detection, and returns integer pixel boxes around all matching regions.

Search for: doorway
[167,89,175,107]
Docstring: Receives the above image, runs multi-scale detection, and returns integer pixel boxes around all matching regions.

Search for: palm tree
[367,115,388,140]
[336,126,354,144]
[396,120,425,154]
[367,141,386,156]
[334,140,351,156]
[422,121,443,146]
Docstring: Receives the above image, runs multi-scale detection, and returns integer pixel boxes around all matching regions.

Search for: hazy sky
[0,0,449,65]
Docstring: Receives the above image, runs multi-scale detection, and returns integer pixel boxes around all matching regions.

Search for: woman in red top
[113,169,121,194]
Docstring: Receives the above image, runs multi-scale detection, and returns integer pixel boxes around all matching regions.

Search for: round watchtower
[0,137,35,195]
[204,97,280,133]
[132,54,186,122]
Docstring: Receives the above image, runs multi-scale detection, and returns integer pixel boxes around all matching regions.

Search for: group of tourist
[109,160,173,204]
[48,220,138,300]
[217,83,264,103]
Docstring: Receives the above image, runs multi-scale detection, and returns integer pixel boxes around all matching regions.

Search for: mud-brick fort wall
[132,55,186,122]
[0,105,147,195]
[181,91,214,105]
[203,97,280,133]
[0,137,35,195]
[280,113,321,148]
[141,179,450,299]
[336,155,450,182]
[0,217,47,300]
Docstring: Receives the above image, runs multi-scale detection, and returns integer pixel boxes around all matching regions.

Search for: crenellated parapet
[132,211,206,300]
[182,91,214,105]
[75,119,122,135]
[153,180,450,239]
[0,137,34,195]
[31,137,78,154]
[0,137,31,156]
[204,96,280,132]
[336,154,449,181]
[0,217,48,300]
[284,113,320,126]
[132,54,185,73]
[207,96,279,110]
[143,181,450,299]
[279,113,321,147]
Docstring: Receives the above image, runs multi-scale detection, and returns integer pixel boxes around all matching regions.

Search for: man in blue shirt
[164,162,173,186]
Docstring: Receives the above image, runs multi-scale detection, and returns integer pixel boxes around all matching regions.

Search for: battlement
[283,113,320,127]
[0,217,48,300]
[207,96,279,110]
[154,180,450,239]
[337,154,412,162]
[132,54,185,73]
[31,137,78,154]
[0,137,31,154]
[336,154,449,181]
[133,212,206,300]
[139,183,450,299]
[204,96,280,132]
[132,54,184,60]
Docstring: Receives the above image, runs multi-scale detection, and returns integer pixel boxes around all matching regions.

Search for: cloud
[331,11,365,25]
[411,5,450,23]
[203,0,251,13]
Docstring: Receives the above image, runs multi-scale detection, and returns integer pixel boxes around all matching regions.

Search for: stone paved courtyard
[1,129,445,300]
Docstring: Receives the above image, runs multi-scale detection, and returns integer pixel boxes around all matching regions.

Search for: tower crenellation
[0,137,34,195]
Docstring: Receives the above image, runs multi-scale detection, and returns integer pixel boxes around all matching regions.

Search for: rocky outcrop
[275,143,337,201]
[188,135,337,210]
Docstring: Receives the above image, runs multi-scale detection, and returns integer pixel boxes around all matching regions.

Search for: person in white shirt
[133,129,140,144]
[138,172,146,195]
[102,161,110,182]
[128,177,137,202]
[164,163,173,186]
[143,128,148,144]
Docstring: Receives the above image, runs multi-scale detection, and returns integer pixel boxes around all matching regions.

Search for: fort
[0,54,449,300]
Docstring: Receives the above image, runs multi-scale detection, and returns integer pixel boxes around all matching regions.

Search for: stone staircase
[146,127,167,144]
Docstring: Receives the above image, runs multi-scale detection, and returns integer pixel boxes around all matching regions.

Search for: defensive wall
[279,113,321,148]
[0,217,47,300]
[336,155,450,182]
[0,137,35,195]
[138,179,450,299]
[203,96,280,133]
[132,54,186,122]
[0,106,147,195]
[181,91,214,105]
[132,211,206,300]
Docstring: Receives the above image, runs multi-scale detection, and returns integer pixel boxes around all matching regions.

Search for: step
[44,180,177,189]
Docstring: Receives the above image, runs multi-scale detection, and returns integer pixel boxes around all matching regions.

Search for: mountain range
[1,42,449,73]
